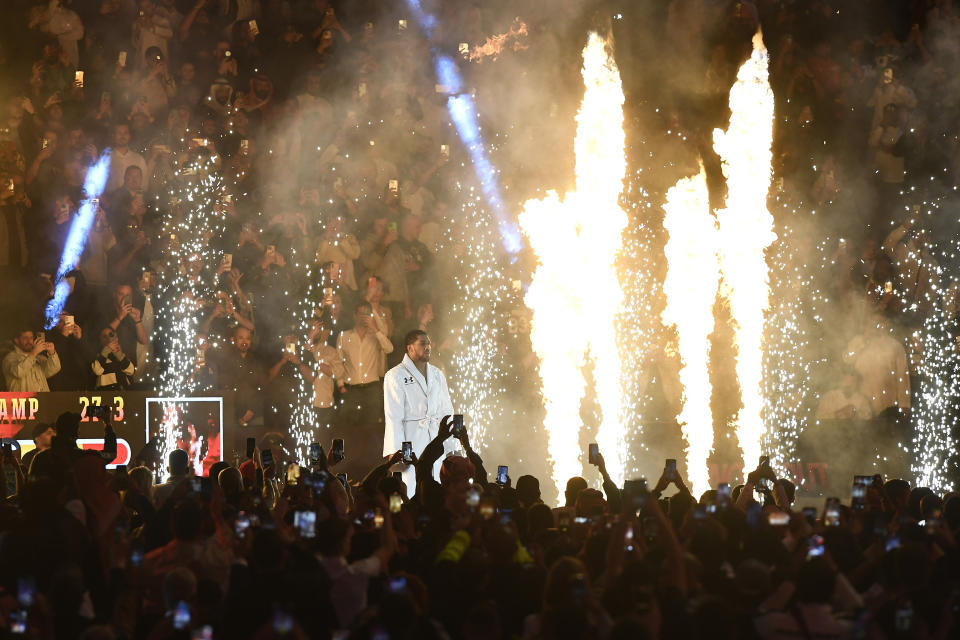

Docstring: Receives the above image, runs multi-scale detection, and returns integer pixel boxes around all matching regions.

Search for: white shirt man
[843,322,910,416]
[107,125,149,192]
[337,304,393,385]
[383,331,456,496]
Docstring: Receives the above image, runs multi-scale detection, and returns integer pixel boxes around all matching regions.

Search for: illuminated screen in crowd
[145,397,224,478]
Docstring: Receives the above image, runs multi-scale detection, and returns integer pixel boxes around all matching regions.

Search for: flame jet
[520,32,629,494]
[713,30,777,471]
[661,166,719,496]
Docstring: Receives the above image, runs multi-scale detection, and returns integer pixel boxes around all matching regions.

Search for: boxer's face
[407,334,431,363]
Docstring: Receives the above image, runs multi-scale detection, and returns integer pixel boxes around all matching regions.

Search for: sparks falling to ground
[661,166,718,495]
[156,151,226,477]
[713,30,777,471]
[520,32,628,494]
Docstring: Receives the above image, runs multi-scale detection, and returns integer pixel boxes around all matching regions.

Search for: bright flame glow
[661,166,718,495]
[520,32,628,494]
[713,30,777,471]
[468,18,529,62]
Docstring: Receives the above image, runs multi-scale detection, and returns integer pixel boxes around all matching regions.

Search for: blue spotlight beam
[44,150,112,328]
[405,2,523,254]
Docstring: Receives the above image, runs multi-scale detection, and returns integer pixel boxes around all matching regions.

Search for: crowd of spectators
[2,407,960,639]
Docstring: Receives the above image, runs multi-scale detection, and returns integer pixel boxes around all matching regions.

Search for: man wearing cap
[382,329,456,496]
[20,423,55,471]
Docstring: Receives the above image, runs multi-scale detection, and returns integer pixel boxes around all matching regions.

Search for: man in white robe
[383,330,456,496]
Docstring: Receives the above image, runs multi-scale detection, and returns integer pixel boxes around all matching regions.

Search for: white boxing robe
[383,354,456,497]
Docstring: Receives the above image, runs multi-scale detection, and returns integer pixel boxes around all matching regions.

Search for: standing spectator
[364,276,394,343]
[265,333,315,430]
[0,174,29,271]
[335,302,393,476]
[867,67,917,130]
[882,215,940,317]
[211,326,265,428]
[107,215,153,285]
[106,123,149,193]
[133,268,160,381]
[132,0,175,68]
[106,165,145,227]
[31,1,85,68]
[2,329,61,392]
[91,283,147,366]
[869,104,908,232]
[77,205,117,294]
[92,327,136,390]
[175,61,204,107]
[358,215,397,283]
[376,214,431,325]
[25,128,62,195]
[47,313,90,391]
[19,422,55,471]
[816,369,874,420]
[317,215,361,292]
[152,448,191,507]
[135,47,177,115]
[843,316,911,417]
[306,319,343,432]
[317,513,396,630]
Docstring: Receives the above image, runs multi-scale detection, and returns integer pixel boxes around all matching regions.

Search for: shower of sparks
[760,221,819,476]
[661,165,718,495]
[616,170,660,480]
[156,151,226,478]
[712,29,776,472]
[907,199,958,491]
[520,32,628,494]
[443,193,510,450]
[288,263,339,464]
[911,301,959,491]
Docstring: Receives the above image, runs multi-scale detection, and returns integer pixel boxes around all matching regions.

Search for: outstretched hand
[654,464,688,495]
[388,449,418,467]
[438,415,452,440]
[590,451,607,473]
[747,459,776,486]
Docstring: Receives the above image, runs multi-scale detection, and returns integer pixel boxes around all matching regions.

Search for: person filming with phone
[383,329,456,495]
[91,282,148,363]
[92,327,136,390]
[3,328,61,392]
